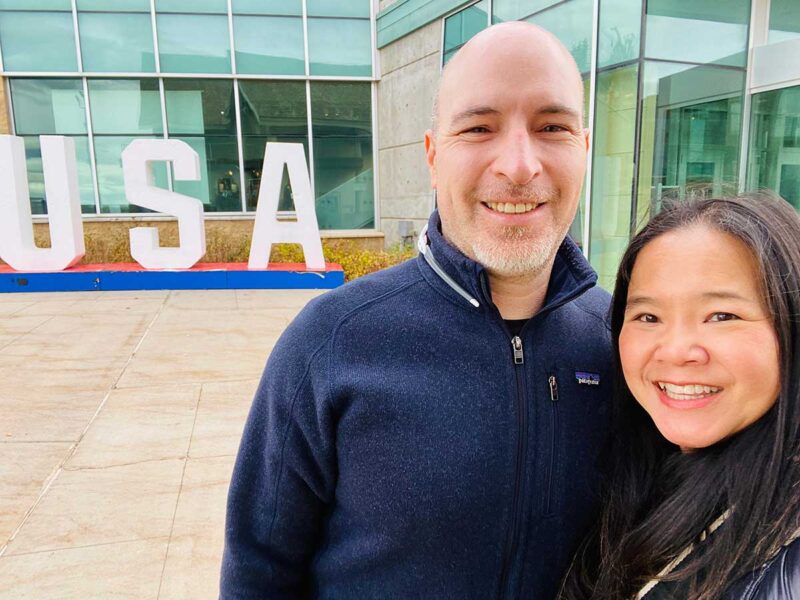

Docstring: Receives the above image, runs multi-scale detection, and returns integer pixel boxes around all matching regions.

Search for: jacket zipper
[544,375,559,515]
[498,335,527,600]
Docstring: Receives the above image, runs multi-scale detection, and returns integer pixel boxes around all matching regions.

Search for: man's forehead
[433,22,583,126]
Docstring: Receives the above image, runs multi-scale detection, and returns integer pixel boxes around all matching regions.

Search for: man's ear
[583,127,590,152]
[424,129,437,189]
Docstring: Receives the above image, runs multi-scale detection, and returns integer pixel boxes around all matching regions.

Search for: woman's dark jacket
[644,537,800,599]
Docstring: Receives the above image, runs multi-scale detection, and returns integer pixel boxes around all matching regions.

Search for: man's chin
[472,241,554,278]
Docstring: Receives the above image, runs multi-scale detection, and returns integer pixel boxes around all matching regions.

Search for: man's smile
[482,201,541,214]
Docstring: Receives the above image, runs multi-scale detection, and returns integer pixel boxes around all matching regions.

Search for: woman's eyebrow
[625,295,655,310]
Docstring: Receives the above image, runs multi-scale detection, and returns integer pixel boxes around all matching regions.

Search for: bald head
[432,22,584,133]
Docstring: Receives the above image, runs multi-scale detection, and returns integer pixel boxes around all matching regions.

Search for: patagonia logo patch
[575,371,600,386]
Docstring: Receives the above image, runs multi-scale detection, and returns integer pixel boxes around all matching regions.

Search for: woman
[561,193,800,599]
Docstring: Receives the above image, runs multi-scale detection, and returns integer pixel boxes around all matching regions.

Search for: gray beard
[471,224,560,278]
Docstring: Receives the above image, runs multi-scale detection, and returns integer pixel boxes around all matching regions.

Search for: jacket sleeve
[219,317,337,599]
[736,538,800,600]
[760,539,800,600]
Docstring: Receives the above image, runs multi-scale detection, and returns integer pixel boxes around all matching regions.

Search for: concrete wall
[0,77,11,135]
[377,17,441,246]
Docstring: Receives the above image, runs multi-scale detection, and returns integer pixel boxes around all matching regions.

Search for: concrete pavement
[0,289,325,599]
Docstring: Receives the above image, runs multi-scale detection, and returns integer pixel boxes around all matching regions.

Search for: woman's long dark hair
[561,193,800,600]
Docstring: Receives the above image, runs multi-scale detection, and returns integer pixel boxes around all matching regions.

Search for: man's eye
[708,312,739,322]
[463,126,490,134]
[541,124,569,133]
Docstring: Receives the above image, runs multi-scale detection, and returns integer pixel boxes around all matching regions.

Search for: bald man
[221,22,612,600]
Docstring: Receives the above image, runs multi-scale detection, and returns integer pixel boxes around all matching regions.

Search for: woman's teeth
[485,202,538,214]
[657,382,721,400]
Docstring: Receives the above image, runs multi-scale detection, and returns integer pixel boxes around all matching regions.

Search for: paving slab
[0,537,168,600]
[0,288,319,597]
[0,442,71,548]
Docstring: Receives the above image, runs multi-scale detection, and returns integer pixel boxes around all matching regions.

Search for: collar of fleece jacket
[420,209,598,316]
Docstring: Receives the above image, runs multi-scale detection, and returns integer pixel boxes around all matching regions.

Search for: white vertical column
[303,0,316,214]
[739,0,772,192]
[370,0,380,230]
[582,0,601,258]
[228,0,246,212]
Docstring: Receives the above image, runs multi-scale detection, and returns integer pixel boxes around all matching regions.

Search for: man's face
[425,34,589,278]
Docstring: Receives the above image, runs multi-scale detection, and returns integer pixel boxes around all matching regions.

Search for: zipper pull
[512,336,524,365]
[549,375,558,402]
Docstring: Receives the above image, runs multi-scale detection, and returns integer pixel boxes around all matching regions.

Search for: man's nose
[491,127,542,186]
[653,324,710,365]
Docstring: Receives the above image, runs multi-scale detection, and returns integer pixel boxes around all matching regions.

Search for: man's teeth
[657,382,721,400]
[486,202,538,214]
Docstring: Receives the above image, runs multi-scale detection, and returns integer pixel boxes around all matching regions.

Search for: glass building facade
[0,0,376,229]
[4,0,800,286]
[441,0,800,288]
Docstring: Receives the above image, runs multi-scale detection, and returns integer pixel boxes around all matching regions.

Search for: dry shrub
[4,225,414,282]
[269,240,415,281]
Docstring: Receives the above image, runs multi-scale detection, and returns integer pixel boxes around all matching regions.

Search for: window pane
[525,0,592,73]
[233,0,300,15]
[308,18,372,76]
[589,65,638,290]
[234,15,304,75]
[77,0,149,10]
[95,136,166,213]
[598,0,641,68]
[88,79,162,135]
[311,82,374,229]
[79,12,156,72]
[444,0,487,58]
[11,78,86,135]
[164,79,235,136]
[243,136,309,211]
[239,80,307,136]
[570,77,591,248]
[492,0,561,22]
[747,86,800,210]
[171,136,241,212]
[0,0,69,10]
[156,0,226,12]
[0,11,77,72]
[157,14,231,73]
[637,62,744,220]
[23,136,95,215]
[307,0,369,18]
[645,0,749,67]
[239,80,308,211]
[769,0,800,44]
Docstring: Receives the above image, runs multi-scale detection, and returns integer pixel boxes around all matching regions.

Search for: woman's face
[618,225,780,450]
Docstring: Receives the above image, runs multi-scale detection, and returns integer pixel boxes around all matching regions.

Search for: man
[221,22,611,599]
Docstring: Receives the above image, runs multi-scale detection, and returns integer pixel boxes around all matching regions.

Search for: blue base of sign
[0,263,345,293]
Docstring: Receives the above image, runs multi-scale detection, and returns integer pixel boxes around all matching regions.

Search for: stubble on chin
[466,185,564,278]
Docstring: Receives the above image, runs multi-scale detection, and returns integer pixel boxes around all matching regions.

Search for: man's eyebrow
[449,106,500,126]
[537,104,581,120]
[449,104,582,127]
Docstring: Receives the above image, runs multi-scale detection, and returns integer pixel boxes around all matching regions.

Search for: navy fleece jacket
[220,211,612,599]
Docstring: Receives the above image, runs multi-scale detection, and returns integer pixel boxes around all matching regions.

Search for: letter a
[248,142,324,270]
[122,139,205,269]
[0,135,85,272]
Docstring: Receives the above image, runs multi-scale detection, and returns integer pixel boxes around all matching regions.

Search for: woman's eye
[708,312,739,322]
[634,313,658,323]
